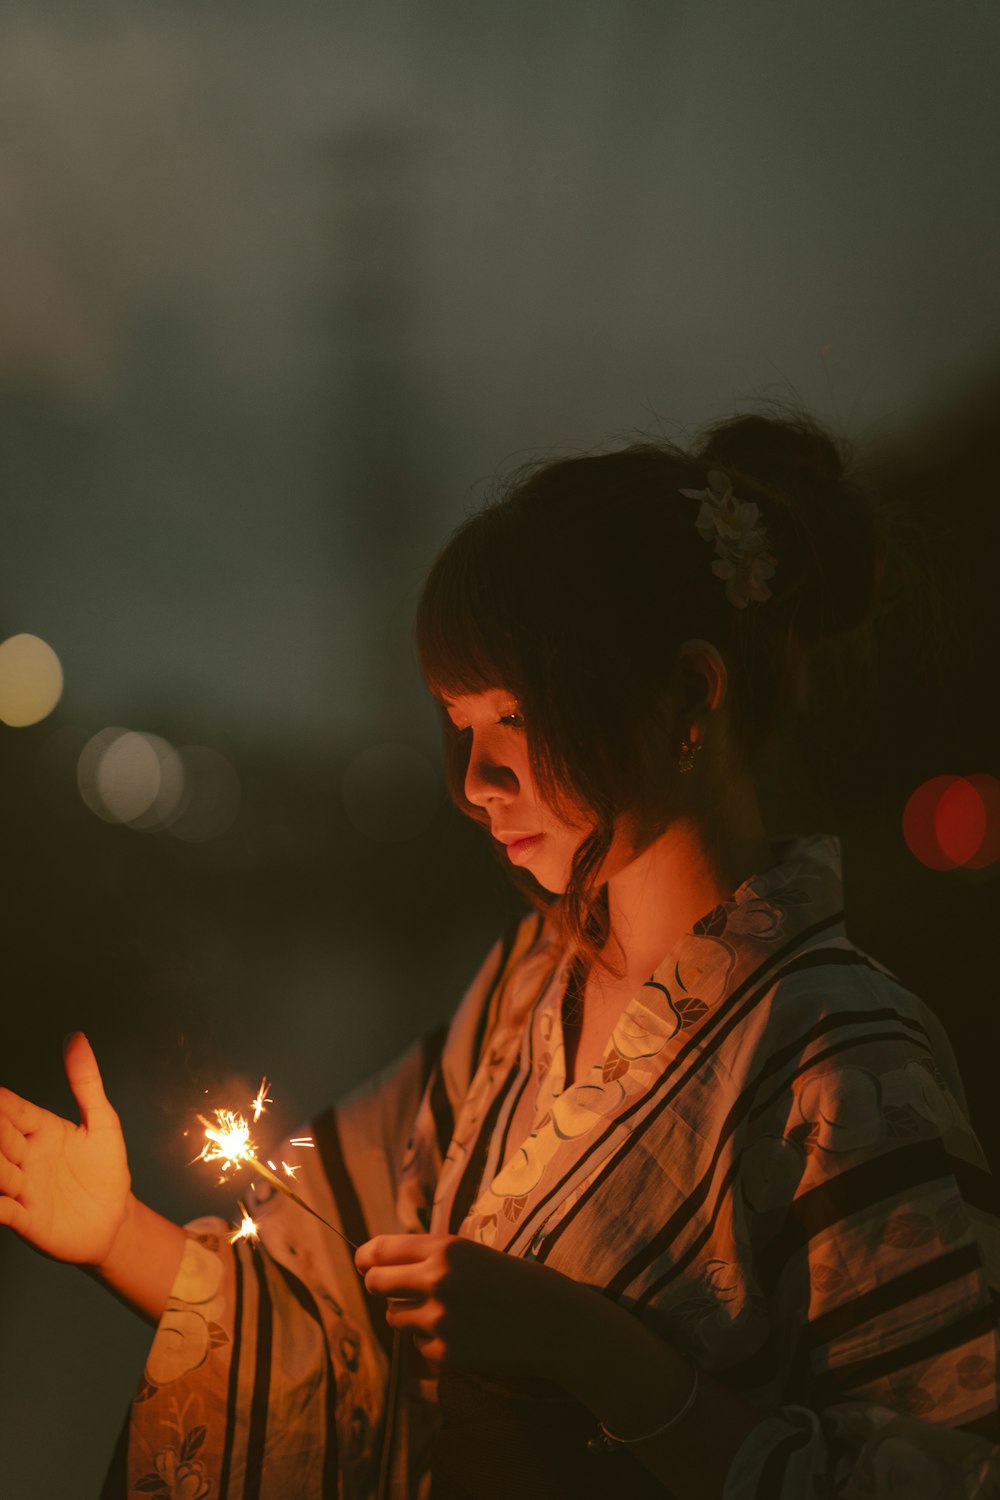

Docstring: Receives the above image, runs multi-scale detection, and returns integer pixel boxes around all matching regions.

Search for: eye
[445,707,523,735]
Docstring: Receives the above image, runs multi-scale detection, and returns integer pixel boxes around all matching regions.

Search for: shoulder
[733,938,989,1174]
[744,936,939,1064]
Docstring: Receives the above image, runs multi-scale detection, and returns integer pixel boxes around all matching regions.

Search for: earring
[677,737,702,773]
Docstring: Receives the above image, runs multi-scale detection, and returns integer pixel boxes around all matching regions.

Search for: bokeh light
[126,735,187,831]
[959,774,1000,871]
[0,633,64,727]
[96,732,171,824]
[78,728,173,825]
[76,730,240,840]
[934,777,987,867]
[342,743,440,842]
[903,773,1000,872]
[77,727,131,823]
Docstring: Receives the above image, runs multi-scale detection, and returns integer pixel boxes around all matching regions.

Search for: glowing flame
[192,1080,358,1253]
[230,1202,259,1245]
[196,1109,256,1174]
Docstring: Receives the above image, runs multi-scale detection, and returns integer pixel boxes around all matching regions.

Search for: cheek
[517,759,595,857]
[531,778,591,838]
[533,826,588,895]
[540,818,637,894]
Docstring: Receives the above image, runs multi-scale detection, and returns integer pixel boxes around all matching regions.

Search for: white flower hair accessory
[678,468,778,607]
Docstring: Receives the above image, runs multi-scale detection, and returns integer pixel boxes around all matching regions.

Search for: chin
[527,862,569,897]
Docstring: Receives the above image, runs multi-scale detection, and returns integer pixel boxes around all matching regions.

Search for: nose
[464,736,519,809]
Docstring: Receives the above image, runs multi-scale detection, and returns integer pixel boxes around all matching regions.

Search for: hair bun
[695,410,878,644]
[696,411,846,488]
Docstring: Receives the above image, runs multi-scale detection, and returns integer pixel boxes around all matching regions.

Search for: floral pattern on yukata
[138,1233,229,1401]
[461,853,824,1242]
[741,1054,967,1215]
[129,1234,225,1498]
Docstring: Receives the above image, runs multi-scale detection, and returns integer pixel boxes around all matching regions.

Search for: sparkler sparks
[251,1078,272,1124]
[193,1084,358,1253]
[230,1202,259,1245]
[197,1109,255,1175]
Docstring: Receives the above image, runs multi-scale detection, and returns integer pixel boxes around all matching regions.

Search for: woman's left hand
[354,1232,588,1379]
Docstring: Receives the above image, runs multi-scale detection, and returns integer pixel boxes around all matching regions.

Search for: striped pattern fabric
[120,835,1000,1498]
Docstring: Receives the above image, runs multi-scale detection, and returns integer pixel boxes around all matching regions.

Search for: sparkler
[195,1080,359,1253]
[230,1202,259,1245]
[251,1077,272,1123]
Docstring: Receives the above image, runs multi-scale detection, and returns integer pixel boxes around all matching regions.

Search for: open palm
[0,1033,130,1267]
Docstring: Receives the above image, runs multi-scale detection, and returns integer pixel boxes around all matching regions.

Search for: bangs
[415,514,525,701]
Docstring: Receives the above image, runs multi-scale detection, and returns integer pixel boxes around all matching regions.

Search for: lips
[494,832,541,845]
[500,832,544,861]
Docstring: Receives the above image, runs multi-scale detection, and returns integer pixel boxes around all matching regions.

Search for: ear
[674,639,728,724]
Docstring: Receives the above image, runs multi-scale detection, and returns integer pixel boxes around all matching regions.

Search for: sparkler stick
[198,1085,423,1321]
[196,1105,360,1254]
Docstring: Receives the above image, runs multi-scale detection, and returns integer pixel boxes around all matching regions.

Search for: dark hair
[416,405,888,978]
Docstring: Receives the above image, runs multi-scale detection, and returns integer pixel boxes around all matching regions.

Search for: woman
[1,412,997,1500]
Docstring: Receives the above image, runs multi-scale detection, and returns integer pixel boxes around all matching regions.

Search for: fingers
[387,1303,448,1369]
[0,1115,27,1167]
[385,1298,434,1330]
[0,1115,27,1200]
[62,1033,111,1130]
[355,1234,436,1274]
[363,1263,429,1298]
[0,1151,23,1200]
[0,1087,43,1137]
[0,1194,29,1236]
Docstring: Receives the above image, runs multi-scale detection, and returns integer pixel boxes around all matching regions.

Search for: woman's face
[440,686,621,894]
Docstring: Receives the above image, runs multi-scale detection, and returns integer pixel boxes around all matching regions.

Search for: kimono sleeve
[724,975,1000,1500]
[108,919,536,1500]
[112,1027,437,1500]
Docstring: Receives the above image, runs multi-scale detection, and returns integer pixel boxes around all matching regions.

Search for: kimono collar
[641,831,845,1018]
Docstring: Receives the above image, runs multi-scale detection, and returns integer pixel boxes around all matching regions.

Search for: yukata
[112,834,1000,1500]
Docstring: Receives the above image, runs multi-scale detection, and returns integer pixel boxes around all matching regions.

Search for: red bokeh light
[903,773,1000,872]
[934,777,987,866]
[962,773,1000,870]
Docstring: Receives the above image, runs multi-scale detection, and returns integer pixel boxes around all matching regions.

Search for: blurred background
[1,3,998,1495]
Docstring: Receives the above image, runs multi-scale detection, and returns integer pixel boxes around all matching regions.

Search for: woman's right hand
[0,1032,131,1269]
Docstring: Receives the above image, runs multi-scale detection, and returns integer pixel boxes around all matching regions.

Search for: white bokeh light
[77,728,188,829]
[127,735,187,831]
[78,727,130,822]
[96,732,163,822]
[0,633,64,727]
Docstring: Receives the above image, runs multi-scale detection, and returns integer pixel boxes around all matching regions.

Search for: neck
[590,771,773,1001]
